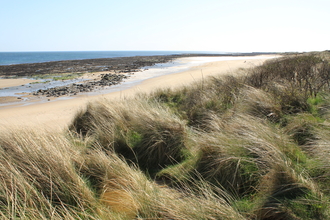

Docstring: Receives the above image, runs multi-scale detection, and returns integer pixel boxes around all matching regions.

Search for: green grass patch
[32,72,83,81]
[29,80,51,84]
[233,196,257,218]
[308,94,326,116]
[284,192,329,220]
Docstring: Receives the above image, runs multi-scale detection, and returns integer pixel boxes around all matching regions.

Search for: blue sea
[0,51,225,66]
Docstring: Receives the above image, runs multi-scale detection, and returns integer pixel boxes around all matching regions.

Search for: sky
[1,0,329,52]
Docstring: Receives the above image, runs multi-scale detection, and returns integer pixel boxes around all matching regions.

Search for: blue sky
[1,0,329,52]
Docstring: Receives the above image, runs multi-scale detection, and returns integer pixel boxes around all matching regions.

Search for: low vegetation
[32,72,83,81]
[1,52,330,219]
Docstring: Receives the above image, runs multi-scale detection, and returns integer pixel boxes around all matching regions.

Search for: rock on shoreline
[33,73,128,97]
[1,53,277,98]
[0,55,178,77]
[0,53,275,77]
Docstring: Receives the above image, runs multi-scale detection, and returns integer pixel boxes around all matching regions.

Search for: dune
[0,55,278,131]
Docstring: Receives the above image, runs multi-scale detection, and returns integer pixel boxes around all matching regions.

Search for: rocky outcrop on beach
[1,53,278,99]
[0,53,276,77]
[33,73,128,97]
[0,56,177,77]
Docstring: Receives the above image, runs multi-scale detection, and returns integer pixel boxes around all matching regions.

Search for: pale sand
[0,78,38,88]
[0,55,278,131]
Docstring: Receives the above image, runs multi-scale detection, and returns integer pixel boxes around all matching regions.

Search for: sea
[0,51,226,66]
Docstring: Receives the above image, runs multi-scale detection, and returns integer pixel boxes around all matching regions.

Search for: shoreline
[0,52,278,66]
[0,55,277,107]
[0,53,278,76]
[0,55,279,131]
[0,57,187,106]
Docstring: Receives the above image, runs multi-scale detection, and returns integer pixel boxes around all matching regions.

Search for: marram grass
[1,52,330,219]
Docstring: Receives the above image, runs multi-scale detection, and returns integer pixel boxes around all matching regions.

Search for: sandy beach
[0,78,38,88]
[0,55,278,131]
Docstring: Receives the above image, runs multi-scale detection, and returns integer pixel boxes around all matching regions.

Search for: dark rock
[0,55,180,77]
[31,73,129,98]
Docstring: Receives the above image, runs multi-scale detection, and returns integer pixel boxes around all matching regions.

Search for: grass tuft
[2,52,330,218]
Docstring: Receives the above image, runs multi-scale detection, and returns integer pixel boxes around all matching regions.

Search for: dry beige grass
[1,52,330,219]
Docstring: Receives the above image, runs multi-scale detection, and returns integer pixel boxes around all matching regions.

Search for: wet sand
[0,55,279,131]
